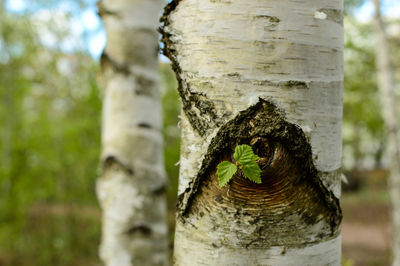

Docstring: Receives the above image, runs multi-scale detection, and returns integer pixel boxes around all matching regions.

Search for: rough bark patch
[178,99,342,246]
[159,0,222,137]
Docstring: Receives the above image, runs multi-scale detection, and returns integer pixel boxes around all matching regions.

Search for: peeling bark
[96,0,168,265]
[161,0,343,264]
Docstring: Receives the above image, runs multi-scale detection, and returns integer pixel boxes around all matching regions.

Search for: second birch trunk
[96,0,168,265]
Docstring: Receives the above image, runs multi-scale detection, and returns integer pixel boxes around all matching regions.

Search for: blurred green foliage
[161,64,180,205]
[342,16,400,170]
[345,0,366,15]
[342,17,385,170]
[0,3,102,265]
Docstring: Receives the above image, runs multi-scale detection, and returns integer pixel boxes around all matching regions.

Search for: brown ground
[0,175,393,266]
[341,186,392,266]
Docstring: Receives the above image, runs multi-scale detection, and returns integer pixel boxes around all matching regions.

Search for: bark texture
[161,0,343,265]
[373,1,400,265]
[96,0,168,265]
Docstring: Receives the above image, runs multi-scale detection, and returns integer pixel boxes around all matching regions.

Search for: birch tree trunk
[161,0,343,265]
[96,0,168,265]
[373,1,400,264]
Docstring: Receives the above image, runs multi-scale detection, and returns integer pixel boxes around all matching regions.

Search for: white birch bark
[161,0,343,265]
[96,0,168,265]
[373,1,400,265]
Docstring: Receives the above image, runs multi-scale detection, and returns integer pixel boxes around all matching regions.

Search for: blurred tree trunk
[373,0,400,265]
[161,0,343,264]
[96,0,168,265]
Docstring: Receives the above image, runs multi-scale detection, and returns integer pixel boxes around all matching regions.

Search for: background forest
[0,0,399,265]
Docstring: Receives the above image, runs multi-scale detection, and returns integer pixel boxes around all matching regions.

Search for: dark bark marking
[101,53,158,97]
[97,1,121,18]
[251,79,309,89]
[160,0,222,137]
[103,156,134,175]
[126,224,152,236]
[284,80,309,89]
[137,123,152,129]
[226,72,241,78]
[101,52,130,76]
[256,15,280,23]
[151,183,167,196]
[161,0,182,17]
[135,75,156,96]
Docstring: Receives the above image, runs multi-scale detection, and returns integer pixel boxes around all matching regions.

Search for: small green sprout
[217,144,261,188]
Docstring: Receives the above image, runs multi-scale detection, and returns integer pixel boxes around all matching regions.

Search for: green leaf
[234,144,259,165]
[217,161,237,188]
[242,161,262,184]
[233,144,262,184]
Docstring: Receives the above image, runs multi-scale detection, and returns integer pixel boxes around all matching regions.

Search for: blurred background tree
[342,0,399,186]
[341,1,400,265]
[0,0,399,265]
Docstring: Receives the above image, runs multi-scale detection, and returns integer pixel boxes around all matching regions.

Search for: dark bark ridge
[97,1,121,18]
[178,99,342,246]
[159,0,223,137]
[100,38,159,99]
[103,155,134,176]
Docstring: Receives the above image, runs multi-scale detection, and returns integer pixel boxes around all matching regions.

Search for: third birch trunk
[373,1,400,264]
[161,0,343,265]
[97,0,168,265]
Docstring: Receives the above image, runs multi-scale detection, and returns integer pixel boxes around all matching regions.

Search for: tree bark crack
[176,99,342,239]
